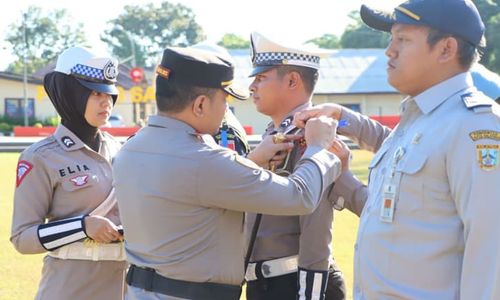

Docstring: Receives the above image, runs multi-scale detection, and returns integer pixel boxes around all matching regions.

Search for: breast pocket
[396,152,427,212]
[367,143,391,184]
[61,173,97,192]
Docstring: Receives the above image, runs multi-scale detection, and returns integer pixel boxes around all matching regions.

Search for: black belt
[126,264,241,300]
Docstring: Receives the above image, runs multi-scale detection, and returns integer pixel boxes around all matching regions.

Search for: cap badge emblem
[103,61,118,81]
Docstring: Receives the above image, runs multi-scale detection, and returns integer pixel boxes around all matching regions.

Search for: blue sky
[0,0,401,70]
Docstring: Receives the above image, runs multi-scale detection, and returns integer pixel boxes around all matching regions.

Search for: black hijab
[43,72,101,152]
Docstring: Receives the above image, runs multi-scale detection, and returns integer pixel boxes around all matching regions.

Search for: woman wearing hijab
[10,46,127,300]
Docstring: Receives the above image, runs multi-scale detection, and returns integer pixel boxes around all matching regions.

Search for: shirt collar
[265,102,312,134]
[413,72,474,115]
[147,114,197,134]
[54,124,87,151]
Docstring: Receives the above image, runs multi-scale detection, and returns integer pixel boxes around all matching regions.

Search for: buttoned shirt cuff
[330,171,365,214]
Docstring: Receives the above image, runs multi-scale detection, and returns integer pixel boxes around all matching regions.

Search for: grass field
[0,150,372,300]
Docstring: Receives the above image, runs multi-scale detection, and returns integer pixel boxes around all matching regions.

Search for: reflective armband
[297,267,328,300]
[37,215,88,251]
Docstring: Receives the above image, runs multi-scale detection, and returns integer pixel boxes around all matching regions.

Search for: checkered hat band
[254,52,320,65]
[70,64,111,84]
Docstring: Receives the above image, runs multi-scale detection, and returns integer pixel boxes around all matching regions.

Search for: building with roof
[2,48,497,134]
[0,49,403,133]
[0,63,156,127]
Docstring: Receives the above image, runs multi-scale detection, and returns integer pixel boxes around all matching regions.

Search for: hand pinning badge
[272,133,287,144]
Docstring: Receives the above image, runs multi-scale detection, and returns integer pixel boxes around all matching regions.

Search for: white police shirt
[352,73,500,299]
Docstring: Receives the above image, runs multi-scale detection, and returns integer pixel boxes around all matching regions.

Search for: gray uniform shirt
[337,73,500,299]
[113,115,341,286]
[10,124,126,300]
[248,102,341,271]
[11,124,121,253]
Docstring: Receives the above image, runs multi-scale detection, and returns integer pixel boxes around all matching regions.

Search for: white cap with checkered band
[54,46,119,95]
[249,32,331,77]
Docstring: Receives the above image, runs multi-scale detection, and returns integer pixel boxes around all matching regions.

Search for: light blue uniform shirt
[340,73,500,299]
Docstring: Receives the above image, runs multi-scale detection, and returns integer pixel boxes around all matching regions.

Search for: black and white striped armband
[297,267,328,300]
[37,215,88,251]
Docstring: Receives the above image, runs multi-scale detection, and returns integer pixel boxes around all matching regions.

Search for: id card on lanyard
[380,146,405,223]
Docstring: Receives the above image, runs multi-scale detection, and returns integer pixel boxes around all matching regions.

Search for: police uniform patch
[16,160,33,187]
[234,154,261,170]
[70,175,89,187]
[476,144,499,171]
[469,130,500,142]
[156,65,171,79]
[61,136,75,148]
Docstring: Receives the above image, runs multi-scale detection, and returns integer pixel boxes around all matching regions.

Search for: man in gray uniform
[245,32,346,300]
[113,46,343,300]
[294,0,500,299]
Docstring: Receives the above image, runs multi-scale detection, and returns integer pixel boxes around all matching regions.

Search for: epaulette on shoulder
[461,91,494,113]
[27,136,58,155]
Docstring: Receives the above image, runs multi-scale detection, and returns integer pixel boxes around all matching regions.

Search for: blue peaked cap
[360,0,485,47]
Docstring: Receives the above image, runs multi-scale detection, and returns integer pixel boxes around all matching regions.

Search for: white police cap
[54,46,119,95]
[250,32,330,77]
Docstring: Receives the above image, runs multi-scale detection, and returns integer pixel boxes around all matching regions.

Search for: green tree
[5,6,87,74]
[101,1,205,68]
[307,34,340,49]
[476,0,500,73]
[340,11,390,49]
[217,33,249,49]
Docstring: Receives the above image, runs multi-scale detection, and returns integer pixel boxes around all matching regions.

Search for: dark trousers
[246,265,346,300]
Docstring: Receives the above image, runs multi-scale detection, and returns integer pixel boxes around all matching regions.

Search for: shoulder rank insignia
[462,92,493,110]
[469,130,500,142]
[476,144,499,171]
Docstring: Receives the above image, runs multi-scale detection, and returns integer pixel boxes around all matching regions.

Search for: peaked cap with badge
[156,47,249,100]
[55,46,119,95]
[249,32,330,77]
[45,46,120,152]
[360,0,485,47]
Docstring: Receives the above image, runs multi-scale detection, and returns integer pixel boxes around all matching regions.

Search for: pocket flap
[397,152,427,174]
[368,145,390,169]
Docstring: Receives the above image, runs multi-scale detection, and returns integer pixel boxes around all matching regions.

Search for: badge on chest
[379,146,406,223]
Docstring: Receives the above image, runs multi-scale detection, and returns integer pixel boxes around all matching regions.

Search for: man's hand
[293,103,343,128]
[84,215,123,243]
[304,116,337,148]
[329,138,351,172]
[247,134,300,168]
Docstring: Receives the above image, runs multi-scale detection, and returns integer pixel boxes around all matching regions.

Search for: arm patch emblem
[477,145,499,171]
[16,160,33,187]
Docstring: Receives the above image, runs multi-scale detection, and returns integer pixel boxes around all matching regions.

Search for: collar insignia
[61,136,75,148]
